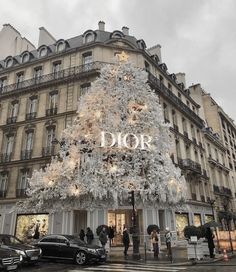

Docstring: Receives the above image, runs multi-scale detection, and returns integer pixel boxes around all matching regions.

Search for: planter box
[187,243,203,260]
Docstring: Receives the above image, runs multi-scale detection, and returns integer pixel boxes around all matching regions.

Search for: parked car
[0,246,22,271]
[0,234,41,264]
[36,234,106,265]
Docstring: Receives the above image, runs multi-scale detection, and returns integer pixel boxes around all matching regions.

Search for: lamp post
[128,190,141,260]
[208,199,220,253]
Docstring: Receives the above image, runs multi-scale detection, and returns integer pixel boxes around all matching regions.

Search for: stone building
[0,22,235,242]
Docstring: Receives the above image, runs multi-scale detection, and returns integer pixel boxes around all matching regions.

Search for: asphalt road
[17,258,236,272]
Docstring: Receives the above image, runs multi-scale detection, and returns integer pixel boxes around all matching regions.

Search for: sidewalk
[106,246,231,266]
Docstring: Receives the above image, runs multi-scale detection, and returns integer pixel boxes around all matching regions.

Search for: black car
[36,234,106,265]
[0,246,21,271]
[0,234,41,264]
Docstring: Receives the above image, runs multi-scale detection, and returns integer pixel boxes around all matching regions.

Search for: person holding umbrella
[205,227,215,258]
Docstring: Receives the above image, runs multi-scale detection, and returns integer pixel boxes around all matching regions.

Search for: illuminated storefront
[15,214,49,242]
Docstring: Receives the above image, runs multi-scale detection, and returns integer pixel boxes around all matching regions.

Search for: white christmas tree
[17,52,187,213]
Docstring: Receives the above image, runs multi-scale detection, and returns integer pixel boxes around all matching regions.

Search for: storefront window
[15,214,48,242]
[194,214,202,227]
[175,213,189,239]
[205,214,214,223]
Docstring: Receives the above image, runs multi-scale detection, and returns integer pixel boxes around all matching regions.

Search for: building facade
[0,22,235,242]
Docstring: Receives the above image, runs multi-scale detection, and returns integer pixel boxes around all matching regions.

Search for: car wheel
[75,251,87,265]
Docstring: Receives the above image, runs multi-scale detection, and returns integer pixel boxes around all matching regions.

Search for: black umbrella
[147,224,160,235]
[204,220,221,228]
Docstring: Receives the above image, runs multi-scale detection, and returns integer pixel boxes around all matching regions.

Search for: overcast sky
[1,0,236,121]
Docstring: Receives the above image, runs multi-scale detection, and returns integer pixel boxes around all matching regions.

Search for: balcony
[16,189,27,198]
[0,62,105,97]
[46,108,57,116]
[0,153,12,163]
[213,185,232,197]
[178,158,202,174]
[208,157,230,172]
[6,116,17,124]
[26,112,36,120]
[148,73,205,128]
[21,150,32,160]
[42,146,55,157]
[0,190,7,198]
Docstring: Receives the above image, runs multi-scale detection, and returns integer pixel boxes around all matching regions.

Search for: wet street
[17,258,236,272]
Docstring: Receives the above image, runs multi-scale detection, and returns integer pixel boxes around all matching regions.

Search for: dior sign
[100,131,152,150]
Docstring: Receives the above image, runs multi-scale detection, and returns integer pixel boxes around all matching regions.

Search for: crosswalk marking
[68,263,187,272]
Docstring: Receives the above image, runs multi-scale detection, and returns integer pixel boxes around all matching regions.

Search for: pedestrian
[165,227,172,262]
[86,227,94,245]
[108,226,115,246]
[99,227,108,249]
[151,229,159,258]
[79,229,85,241]
[205,227,215,258]
[122,228,130,258]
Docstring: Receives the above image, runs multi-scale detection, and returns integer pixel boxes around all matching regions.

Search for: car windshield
[0,236,22,246]
[67,236,85,245]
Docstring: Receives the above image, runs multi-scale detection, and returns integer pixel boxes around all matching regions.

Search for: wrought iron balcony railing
[213,185,232,197]
[16,188,27,198]
[21,150,32,160]
[0,190,7,198]
[25,112,37,120]
[148,73,205,128]
[46,108,57,116]
[178,158,202,174]
[0,153,12,163]
[42,146,55,157]
[6,116,17,124]
[0,62,106,96]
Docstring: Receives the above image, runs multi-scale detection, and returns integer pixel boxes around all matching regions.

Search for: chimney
[122,26,129,36]
[176,72,186,88]
[98,21,105,31]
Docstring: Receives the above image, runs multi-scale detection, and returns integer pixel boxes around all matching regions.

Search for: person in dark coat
[99,227,108,249]
[122,228,130,258]
[86,227,94,245]
[205,227,215,258]
[108,226,115,246]
[79,229,85,241]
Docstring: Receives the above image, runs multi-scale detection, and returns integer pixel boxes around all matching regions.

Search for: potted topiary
[184,225,203,260]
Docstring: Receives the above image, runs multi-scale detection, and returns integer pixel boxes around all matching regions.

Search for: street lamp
[128,190,141,260]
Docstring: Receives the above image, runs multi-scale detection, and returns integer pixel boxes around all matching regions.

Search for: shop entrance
[108,209,143,246]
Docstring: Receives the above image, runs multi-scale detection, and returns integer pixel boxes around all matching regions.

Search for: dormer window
[137,39,146,50]
[5,57,13,68]
[39,46,48,57]
[85,33,93,43]
[22,52,30,63]
[111,31,124,39]
[56,41,65,52]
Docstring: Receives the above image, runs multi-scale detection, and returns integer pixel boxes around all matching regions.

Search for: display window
[194,214,202,227]
[205,214,214,223]
[175,213,189,239]
[15,214,49,242]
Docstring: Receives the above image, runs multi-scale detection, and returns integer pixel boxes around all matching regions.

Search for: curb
[106,256,226,266]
